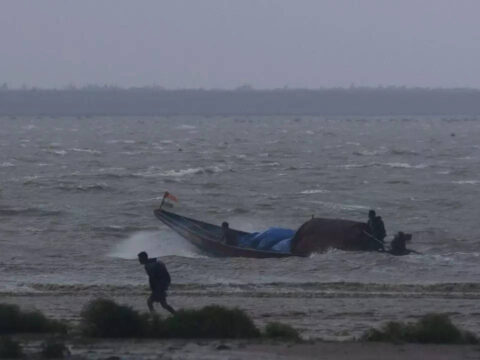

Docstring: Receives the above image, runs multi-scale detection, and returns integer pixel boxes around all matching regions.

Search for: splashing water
[108,231,203,259]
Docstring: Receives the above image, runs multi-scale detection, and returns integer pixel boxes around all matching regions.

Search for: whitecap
[0,162,15,167]
[71,148,101,155]
[384,162,427,169]
[42,149,67,156]
[310,200,368,211]
[99,167,126,172]
[260,162,280,167]
[120,151,145,155]
[340,204,370,211]
[339,163,371,169]
[106,139,135,144]
[452,180,479,185]
[305,130,315,135]
[135,166,223,178]
[176,125,196,130]
[301,189,329,194]
[161,166,222,177]
[353,149,386,156]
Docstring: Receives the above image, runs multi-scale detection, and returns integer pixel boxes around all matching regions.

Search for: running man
[137,251,176,314]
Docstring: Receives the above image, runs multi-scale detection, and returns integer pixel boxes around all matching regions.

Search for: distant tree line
[0,87,480,116]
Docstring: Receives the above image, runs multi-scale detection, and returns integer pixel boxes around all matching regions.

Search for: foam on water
[300,189,328,194]
[108,231,203,259]
[384,162,428,169]
[453,180,479,185]
[176,124,197,130]
[0,162,15,167]
[71,148,101,154]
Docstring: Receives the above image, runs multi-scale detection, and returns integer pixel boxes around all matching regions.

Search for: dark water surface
[1,115,480,339]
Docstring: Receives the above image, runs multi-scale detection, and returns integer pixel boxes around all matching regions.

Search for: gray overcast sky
[1,0,479,89]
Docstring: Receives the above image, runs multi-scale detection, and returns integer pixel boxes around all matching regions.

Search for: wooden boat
[153,192,416,257]
[154,207,295,258]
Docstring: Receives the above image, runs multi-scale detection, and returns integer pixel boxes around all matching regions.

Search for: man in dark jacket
[138,251,176,314]
[367,210,387,245]
[221,222,237,246]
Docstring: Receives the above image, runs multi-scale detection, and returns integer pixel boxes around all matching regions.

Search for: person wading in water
[138,251,176,314]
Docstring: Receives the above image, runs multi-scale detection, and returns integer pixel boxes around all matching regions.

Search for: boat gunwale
[154,208,296,258]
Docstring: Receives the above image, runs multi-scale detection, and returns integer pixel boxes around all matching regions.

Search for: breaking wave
[108,231,203,259]
[0,207,63,217]
[134,166,223,178]
[56,182,111,192]
[300,189,329,194]
[71,148,101,155]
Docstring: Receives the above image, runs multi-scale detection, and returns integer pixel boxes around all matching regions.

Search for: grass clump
[81,299,264,339]
[264,322,301,341]
[0,303,66,334]
[362,313,478,344]
[80,299,147,338]
[362,321,408,343]
[0,337,23,359]
[40,340,69,359]
[162,305,261,339]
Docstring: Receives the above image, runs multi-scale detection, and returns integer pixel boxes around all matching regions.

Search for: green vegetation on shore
[264,322,300,341]
[2,300,299,341]
[80,299,301,340]
[3,301,479,346]
[80,299,146,338]
[81,299,262,339]
[362,313,479,344]
[0,304,66,335]
[0,337,23,359]
[160,305,261,339]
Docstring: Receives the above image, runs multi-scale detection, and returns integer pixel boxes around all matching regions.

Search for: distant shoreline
[1,88,480,116]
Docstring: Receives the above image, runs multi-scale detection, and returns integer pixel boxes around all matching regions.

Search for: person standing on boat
[137,251,176,314]
[367,210,386,246]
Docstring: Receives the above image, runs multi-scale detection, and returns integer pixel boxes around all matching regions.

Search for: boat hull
[154,208,296,258]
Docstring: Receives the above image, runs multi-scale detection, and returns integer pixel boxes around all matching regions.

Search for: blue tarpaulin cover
[237,227,294,253]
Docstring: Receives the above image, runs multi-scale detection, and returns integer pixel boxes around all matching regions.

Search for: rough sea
[1,115,480,340]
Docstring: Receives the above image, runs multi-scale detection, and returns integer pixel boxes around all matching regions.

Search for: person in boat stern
[138,251,176,314]
[367,210,387,245]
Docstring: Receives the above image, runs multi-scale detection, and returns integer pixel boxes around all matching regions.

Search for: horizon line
[2,84,480,92]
